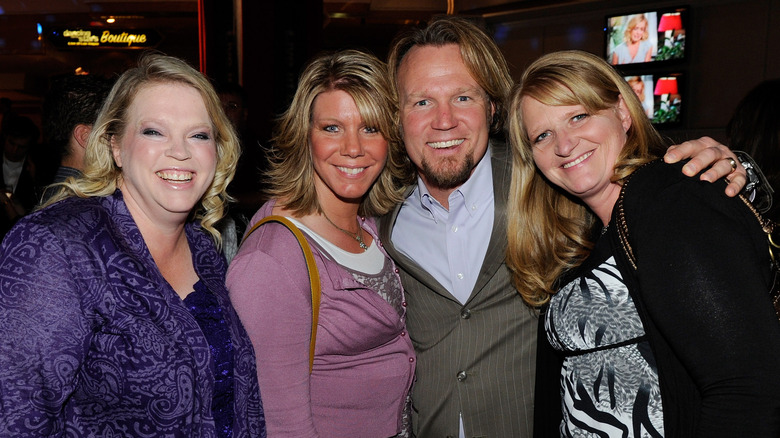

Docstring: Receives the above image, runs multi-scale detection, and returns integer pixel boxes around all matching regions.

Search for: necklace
[322,212,368,251]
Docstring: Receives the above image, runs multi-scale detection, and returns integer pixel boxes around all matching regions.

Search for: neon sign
[49,28,162,49]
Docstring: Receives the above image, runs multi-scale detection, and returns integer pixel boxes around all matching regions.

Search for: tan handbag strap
[241,215,321,373]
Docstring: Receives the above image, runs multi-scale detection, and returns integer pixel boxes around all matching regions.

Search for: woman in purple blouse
[227,50,415,437]
[0,53,265,437]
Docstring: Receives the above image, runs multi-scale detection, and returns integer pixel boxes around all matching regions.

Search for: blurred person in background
[40,74,114,202]
[0,115,41,236]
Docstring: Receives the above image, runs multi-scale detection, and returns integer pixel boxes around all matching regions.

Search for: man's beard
[420,153,475,190]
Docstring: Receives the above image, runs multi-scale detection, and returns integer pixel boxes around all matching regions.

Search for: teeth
[337,166,365,175]
[156,171,193,182]
[562,151,593,169]
[427,139,464,149]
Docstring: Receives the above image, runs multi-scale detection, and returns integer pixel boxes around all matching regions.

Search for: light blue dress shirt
[391,146,495,305]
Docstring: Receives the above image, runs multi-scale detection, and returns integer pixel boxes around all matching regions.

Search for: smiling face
[396,43,494,199]
[310,89,388,208]
[630,19,647,43]
[521,96,632,214]
[112,82,217,225]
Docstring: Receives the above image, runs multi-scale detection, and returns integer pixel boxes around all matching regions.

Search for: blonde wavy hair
[42,52,240,247]
[624,14,650,42]
[506,50,667,307]
[266,49,409,217]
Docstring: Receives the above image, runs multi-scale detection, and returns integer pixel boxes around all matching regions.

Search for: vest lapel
[467,141,511,303]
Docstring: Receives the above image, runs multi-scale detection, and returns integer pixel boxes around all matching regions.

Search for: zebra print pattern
[546,256,664,437]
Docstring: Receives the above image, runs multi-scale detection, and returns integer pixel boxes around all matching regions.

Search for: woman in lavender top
[227,50,415,438]
[0,53,265,437]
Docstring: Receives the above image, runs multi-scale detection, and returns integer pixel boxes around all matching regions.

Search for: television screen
[606,7,687,67]
[650,74,683,125]
[624,73,683,125]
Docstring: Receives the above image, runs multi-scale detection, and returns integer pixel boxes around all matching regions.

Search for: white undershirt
[2,157,24,193]
[286,217,384,275]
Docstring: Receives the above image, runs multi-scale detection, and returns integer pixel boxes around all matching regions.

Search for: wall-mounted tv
[624,73,684,126]
[606,7,688,67]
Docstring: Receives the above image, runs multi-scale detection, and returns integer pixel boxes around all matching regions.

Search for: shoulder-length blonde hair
[506,50,667,307]
[624,14,650,42]
[43,52,240,247]
[266,49,409,217]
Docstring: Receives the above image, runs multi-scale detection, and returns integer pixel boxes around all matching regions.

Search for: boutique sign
[49,28,162,49]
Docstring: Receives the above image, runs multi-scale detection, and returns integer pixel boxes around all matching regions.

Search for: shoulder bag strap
[738,195,780,320]
[241,215,321,373]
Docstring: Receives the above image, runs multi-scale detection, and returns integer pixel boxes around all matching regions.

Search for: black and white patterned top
[546,243,664,437]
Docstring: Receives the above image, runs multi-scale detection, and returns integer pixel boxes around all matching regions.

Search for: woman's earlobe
[617,95,633,132]
[110,135,123,168]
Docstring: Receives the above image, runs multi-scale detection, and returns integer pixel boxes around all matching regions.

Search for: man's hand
[664,136,747,197]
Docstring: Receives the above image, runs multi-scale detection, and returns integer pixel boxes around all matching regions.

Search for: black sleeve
[629,171,780,437]
[533,307,564,438]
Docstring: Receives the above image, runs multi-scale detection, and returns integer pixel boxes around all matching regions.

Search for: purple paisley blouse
[0,190,266,437]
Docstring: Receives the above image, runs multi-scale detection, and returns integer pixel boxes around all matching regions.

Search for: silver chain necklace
[322,212,368,251]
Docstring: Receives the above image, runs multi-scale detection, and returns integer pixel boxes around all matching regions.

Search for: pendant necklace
[322,212,368,251]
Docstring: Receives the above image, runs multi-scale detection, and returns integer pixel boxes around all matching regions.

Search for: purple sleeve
[227,223,320,438]
[0,222,88,436]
